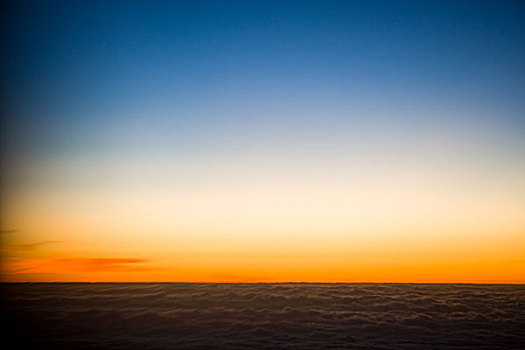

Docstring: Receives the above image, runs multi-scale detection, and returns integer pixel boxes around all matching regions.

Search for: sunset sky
[1,0,524,282]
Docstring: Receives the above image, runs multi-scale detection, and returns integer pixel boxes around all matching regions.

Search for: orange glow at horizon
[2,185,524,283]
[2,252,524,283]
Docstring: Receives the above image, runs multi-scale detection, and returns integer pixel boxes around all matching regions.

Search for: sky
[1,0,524,282]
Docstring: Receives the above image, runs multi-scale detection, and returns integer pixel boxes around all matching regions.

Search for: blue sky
[3,0,524,154]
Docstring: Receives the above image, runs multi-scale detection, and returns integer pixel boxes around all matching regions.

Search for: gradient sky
[1,0,524,282]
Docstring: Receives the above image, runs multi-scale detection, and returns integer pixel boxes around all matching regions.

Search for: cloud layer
[3,283,524,349]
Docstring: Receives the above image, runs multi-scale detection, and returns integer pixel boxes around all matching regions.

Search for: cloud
[0,229,18,234]
[16,241,61,251]
[3,257,154,275]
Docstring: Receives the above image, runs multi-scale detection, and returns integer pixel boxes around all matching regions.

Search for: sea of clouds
[2,283,524,349]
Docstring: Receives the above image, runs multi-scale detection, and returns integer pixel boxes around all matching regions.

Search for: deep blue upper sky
[2,0,524,176]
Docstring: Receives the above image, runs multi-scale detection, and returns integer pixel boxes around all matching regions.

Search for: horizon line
[2,281,524,285]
